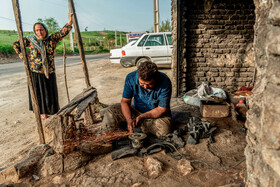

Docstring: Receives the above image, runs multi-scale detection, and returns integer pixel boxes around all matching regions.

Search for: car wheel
[136,58,149,68]
[120,60,133,68]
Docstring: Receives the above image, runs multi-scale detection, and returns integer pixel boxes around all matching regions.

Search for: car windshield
[130,40,137,46]
[138,35,148,46]
[122,40,136,48]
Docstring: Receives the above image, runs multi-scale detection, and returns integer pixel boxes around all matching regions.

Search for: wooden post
[11,0,45,144]
[68,0,91,87]
[63,42,70,103]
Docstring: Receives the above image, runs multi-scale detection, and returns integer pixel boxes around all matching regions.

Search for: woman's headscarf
[26,22,49,78]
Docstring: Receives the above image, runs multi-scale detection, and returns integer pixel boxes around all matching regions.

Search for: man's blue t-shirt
[122,70,172,113]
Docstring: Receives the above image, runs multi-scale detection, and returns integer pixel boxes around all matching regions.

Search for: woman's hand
[67,13,74,25]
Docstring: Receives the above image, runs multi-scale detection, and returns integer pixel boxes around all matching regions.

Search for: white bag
[183,89,206,107]
[197,82,227,99]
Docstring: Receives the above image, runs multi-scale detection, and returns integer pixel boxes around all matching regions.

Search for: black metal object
[186,117,216,144]
[111,129,186,161]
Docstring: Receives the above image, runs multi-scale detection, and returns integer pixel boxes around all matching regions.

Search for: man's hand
[136,114,144,126]
[127,119,135,133]
[67,13,74,25]
[121,97,134,133]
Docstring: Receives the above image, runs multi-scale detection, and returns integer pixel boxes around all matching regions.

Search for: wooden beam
[68,0,91,87]
[11,0,45,144]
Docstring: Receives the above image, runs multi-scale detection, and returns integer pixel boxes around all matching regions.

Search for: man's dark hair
[137,61,158,81]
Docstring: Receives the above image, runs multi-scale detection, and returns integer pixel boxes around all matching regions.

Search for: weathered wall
[245,0,280,186]
[173,0,256,93]
[171,0,188,96]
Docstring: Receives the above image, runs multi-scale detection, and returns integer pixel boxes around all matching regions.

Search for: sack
[197,82,227,99]
[183,94,201,107]
[183,89,207,107]
[183,82,227,107]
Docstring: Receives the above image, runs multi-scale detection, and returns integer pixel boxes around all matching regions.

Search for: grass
[0,43,15,55]
[0,30,127,55]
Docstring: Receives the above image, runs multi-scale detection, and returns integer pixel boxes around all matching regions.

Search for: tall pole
[153,0,159,33]
[67,0,75,53]
[115,30,117,47]
[12,0,45,144]
[68,0,91,87]
[120,34,122,47]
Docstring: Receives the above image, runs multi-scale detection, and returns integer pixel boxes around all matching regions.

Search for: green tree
[37,17,60,34]
[85,26,88,32]
[159,19,171,32]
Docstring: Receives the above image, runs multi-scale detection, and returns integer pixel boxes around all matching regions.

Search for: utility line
[38,0,66,8]
[75,3,118,30]
[0,16,33,25]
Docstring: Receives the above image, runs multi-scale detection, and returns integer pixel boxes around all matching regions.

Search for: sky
[0,0,171,32]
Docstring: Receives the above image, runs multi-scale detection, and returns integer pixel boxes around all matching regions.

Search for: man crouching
[101,61,172,137]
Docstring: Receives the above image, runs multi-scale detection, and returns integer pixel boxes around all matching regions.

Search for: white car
[109,40,137,64]
[120,32,172,68]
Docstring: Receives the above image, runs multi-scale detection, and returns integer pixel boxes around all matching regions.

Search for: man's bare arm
[136,106,168,125]
[121,97,135,132]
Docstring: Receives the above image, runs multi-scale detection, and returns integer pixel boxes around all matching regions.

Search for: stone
[262,149,280,177]
[245,0,280,184]
[132,183,143,187]
[28,144,52,158]
[268,1,280,26]
[32,174,40,181]
[218,183,243,187]
[0,155,41,184]
[41,154,63,177]
[197,72,205,77]
[43,115,61,145]
[226,72,235,77]
[0,166,18,184]
[52,176,63,184]
[14,155,41,178]
[63,151,92,172]
[177,159,194,176]
[144,157,163,178]
[200,100,230,118]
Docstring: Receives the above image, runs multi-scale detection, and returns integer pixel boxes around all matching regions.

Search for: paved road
[0,53,109,76]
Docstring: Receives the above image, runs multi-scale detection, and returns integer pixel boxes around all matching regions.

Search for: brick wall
[180,0,255,91]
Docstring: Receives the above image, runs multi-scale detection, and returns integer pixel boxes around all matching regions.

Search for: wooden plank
[68,0,91,87]
[76,91,97,117]
[11,0,45,144]
[57,87,96,115]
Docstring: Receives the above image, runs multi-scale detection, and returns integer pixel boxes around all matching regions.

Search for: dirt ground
[0,57,247,186]
[0,53,20,64]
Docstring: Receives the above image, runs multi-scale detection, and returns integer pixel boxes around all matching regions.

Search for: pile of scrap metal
[111,117,216,160]
[186,117,216,144]
[111,129,186,160]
